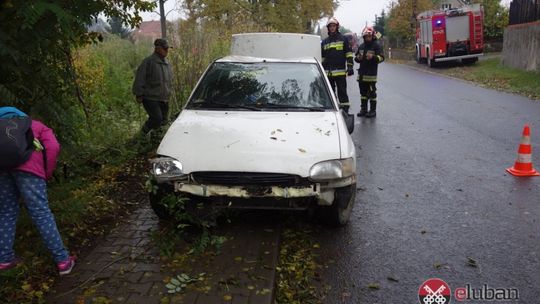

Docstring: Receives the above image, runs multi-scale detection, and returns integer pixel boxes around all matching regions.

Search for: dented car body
[150,33,357,226]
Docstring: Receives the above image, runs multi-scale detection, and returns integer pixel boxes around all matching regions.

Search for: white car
[150,33,357,226]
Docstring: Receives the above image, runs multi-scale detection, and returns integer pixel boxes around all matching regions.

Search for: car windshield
[186,62,334,111]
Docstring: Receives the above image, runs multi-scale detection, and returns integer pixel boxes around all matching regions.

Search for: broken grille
[190,172,308,187]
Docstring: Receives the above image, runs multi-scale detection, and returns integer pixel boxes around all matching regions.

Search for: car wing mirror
[341,109,354,134]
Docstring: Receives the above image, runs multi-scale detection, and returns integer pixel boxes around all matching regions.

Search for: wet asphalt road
[315,63,540,303]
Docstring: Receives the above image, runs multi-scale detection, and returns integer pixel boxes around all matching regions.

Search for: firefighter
[321,17,354,113]
[355,26,384,118]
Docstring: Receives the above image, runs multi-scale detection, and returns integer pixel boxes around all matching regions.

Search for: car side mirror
[341,109,354,134]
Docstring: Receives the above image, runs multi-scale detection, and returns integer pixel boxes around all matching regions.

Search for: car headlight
[151,157,185,180]
[309,158,355,181]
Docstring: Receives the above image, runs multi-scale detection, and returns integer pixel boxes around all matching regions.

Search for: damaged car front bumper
[173,175,355,206]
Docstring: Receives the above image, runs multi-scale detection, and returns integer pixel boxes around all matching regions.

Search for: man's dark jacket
[354,40,384,82]
[321,32,354,77]
[132,53,173,102]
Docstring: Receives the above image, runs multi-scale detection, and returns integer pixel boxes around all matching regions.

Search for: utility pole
[159,0,167,39]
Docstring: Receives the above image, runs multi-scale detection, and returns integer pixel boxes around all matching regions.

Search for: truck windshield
[186,62,334,111]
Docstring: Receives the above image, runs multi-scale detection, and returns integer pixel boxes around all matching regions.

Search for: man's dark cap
[154,38,171,48]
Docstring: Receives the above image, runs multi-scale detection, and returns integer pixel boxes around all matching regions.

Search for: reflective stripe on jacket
[321,32,353,77]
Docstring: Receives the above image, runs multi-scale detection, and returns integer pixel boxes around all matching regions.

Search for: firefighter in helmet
[355,26,384,118]
[321,17,354,113]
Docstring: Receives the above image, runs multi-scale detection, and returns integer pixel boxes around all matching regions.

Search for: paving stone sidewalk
[47,205,280,304]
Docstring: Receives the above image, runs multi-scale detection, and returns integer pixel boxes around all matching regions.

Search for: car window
[186,62,334,111]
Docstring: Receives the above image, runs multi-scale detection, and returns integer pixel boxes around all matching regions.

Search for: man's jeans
[0,171,69,263]
[142,99,169,133]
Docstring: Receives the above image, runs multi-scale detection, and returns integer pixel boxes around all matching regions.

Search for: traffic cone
[507,125,540,177]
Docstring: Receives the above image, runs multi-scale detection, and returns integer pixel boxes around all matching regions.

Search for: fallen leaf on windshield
[277,129,283,132]
[298,148,306,153]
[271,131,276,135]
[270,137,277,140]
[377,187,383,190]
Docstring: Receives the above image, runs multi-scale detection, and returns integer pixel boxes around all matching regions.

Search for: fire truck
[415,4,484,67]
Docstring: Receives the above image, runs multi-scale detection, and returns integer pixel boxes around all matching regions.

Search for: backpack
[0,116,35,170]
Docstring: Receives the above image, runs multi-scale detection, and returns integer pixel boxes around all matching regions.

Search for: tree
[108,16,132,39]
[0,0,154,127]
[385,0,434,47]
[374,9,387,37]
[182,0,337,34]
[472,0,509,40]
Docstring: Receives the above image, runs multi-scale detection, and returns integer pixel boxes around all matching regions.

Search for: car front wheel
[149,183,174,220]
[318,183,356,227]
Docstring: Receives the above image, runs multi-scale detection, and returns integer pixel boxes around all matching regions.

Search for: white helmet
[326,17,339,28]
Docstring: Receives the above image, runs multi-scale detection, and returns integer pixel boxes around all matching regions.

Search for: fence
[509,0,540,25]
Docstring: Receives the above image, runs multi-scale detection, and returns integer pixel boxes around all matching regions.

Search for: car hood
[157,110,342,177]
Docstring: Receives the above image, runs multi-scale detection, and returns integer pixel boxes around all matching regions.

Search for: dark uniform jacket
[354,40,384,82]
[132,53,173,102]
[321,32,354,77]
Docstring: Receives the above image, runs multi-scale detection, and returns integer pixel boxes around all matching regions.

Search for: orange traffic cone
[507,125,540,177]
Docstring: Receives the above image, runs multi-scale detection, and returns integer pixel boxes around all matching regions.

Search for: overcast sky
[142,0,513,35]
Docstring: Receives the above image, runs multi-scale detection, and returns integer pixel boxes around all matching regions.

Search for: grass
[435,58,540,100]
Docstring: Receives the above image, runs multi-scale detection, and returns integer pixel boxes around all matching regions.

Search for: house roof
[134,21,161,38]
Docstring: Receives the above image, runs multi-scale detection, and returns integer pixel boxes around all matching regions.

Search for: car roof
[215,55,319,64]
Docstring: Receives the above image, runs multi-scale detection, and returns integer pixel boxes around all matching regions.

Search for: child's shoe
[57,256,76,276]
[0,258,21,271]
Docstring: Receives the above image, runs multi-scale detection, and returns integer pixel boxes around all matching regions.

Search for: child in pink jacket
[0,107,75,275]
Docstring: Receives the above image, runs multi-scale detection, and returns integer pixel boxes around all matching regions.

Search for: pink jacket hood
[15,120,60,180]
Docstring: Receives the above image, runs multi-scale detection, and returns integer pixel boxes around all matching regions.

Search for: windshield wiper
[188,101,262,111]
[262,103,327,112]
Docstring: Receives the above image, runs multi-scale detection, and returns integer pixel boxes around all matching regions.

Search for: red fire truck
[415,4,484,67]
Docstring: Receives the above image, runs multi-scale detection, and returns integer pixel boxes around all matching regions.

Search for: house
[440,0,471,10]
[132,20,162,41]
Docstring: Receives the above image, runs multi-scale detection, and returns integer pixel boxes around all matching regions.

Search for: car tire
[427,55,436,68]
[149,183,174,220]
[318,183,356,227]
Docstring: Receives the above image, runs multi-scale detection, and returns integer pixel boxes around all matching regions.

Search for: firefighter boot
[357,99,368,117]
[366,99,377,118]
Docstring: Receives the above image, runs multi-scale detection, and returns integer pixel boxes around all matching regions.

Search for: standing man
[355,26,384,118]
[132,38,173,134]
[321,17,354,114]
